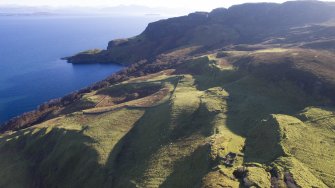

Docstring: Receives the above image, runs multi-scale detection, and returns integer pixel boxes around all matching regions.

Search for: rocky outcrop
[1,3,335,187]
[66,1,335,65]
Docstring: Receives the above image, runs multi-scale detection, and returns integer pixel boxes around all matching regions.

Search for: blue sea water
[0,15,162,123]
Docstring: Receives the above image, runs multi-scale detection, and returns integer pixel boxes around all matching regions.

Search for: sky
[0,0,334,11]
[0,0,304,11]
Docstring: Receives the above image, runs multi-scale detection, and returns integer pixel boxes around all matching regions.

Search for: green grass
[0,108,145,188]
[1,49,335,187]
[243,166,272,187]
[274,157,328,188]
[252,48,289,53]
[277,110,335,187]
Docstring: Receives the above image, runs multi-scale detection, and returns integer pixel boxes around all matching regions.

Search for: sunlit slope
[0,49,334,187]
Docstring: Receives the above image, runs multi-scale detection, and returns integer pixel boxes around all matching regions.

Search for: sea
[0,15,162,123]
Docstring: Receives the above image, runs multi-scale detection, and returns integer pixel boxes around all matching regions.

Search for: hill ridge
[1,1,335,187]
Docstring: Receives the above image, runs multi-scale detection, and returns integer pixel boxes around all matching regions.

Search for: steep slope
[1,47,335,187]
[65,1,335,64]
[1,1,335,188]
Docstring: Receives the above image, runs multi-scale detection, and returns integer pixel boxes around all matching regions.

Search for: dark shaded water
[0,15,162,123]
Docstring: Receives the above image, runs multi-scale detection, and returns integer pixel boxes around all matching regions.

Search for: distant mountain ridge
[66,1,335,64]
[1,1,335,187]
[0,5,188,16]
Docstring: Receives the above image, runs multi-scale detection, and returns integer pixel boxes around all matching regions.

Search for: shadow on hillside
[160,145,210,188]
[3,67,327,187]
[193,68,317,163]
[0,127,106,188]
[104,99,216,187]
[103,103,173,187]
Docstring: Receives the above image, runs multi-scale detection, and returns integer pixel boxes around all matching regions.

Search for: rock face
[64,49,110,64]
[66,1,335,65]
[1,1,335,187]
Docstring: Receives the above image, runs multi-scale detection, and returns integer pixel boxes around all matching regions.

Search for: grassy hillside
[1,47,334,187]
